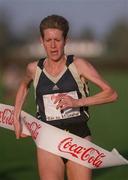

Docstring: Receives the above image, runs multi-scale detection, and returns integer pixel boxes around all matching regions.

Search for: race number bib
[43,91,80,121]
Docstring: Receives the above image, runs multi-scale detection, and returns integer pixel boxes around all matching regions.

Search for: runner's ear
[40,36,44,46]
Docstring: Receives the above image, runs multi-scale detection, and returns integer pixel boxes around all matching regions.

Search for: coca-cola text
[0,108,14,126]
[58,137,105,168]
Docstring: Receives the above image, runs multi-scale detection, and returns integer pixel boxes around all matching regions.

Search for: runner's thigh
[66,136,92,180]
[37,148,65,180]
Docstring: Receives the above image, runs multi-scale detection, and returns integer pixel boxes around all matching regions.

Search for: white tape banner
[0,103,128,169]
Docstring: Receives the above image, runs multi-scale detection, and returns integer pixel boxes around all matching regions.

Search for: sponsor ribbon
[0,103,128,169]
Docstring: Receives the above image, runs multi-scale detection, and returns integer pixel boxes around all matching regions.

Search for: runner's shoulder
[25,61,38,80]
[73,56,91,69]
[27,61,38,74]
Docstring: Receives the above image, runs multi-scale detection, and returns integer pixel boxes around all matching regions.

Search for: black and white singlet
[33,55,91,137]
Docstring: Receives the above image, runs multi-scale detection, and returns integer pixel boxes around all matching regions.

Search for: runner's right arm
[13,62,37,139]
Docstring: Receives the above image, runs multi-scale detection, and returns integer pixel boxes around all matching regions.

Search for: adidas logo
[52,85,59,90]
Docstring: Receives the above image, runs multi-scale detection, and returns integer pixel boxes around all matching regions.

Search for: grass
[0,70,128,180]
[89,70,128,180]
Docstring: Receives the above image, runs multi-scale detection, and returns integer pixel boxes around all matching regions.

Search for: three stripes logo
[52,85,59,90]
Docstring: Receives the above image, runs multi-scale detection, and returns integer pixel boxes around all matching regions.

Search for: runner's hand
[13,116,29,139]
[54,94,80,110]
[13,116,21,139]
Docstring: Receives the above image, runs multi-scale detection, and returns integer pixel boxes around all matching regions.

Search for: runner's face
[42,28,66,61]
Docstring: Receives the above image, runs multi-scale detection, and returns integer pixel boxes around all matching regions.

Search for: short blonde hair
[40,14,69,39]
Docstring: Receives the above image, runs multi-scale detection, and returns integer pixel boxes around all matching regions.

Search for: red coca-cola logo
[0,108,14,126]
[58,137,106,168]
[24,120,41,140]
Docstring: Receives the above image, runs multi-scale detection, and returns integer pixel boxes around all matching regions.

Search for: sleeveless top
[33,55,90,127]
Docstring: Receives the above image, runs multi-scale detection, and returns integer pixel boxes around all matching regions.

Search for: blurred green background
[0,0,128,179]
